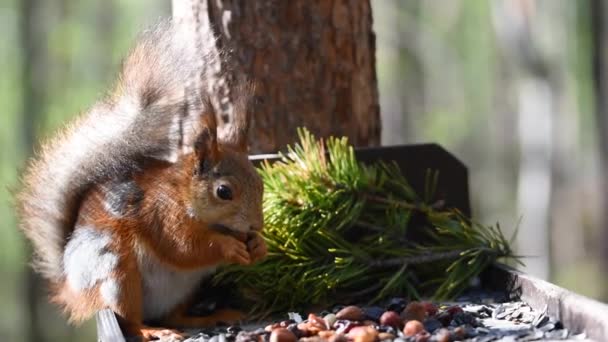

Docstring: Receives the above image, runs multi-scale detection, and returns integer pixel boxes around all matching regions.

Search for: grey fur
[63,226,117,291]
[102,179,144,217]
[16,20,214,281]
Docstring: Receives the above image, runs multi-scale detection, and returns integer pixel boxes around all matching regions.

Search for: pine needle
[214,128,519,315]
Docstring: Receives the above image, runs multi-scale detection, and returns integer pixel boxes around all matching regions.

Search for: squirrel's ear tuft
[194,99,219,167]
[221,82,254,153]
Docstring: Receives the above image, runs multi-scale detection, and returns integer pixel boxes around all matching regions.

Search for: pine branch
[368,250,469,268]
[214,128,520,315]
[363,194,446,211]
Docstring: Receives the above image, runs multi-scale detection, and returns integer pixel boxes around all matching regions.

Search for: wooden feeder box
[96,144,608,341]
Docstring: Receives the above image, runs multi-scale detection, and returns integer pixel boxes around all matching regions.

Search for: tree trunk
[19,0,45,340]
[372,0,421,146]
[492,1,556,280]
[590,0,608,302]
[173,0,380,153]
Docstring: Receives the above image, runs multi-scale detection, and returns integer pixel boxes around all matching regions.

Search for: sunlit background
[0,0,604,340]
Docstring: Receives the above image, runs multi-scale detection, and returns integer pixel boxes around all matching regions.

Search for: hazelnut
[403,320,425,337]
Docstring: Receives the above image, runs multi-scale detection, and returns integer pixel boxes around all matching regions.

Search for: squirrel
[16,21,266,340]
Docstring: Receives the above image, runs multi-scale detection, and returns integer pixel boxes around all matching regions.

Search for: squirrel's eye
[216,185,233,201]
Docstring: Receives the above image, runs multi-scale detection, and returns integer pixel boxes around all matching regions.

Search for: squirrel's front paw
[247,232,267,263]
[218,235,251,265]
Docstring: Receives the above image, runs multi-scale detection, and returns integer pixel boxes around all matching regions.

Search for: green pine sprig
[214,128,518,316]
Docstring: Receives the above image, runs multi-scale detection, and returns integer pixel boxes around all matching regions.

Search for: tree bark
[173,0,380,153]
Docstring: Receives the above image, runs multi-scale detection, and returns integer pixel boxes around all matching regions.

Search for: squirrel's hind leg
[57,225,182,340]
[54,225,127,322]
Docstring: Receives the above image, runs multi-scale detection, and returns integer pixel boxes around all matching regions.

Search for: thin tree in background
[372,0,422,145]
[172,0,380,153]
[492,0,557,280]
[19,0,45,340]
[590,0,608,302]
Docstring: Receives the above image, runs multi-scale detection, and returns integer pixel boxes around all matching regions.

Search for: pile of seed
[177,299,586,342]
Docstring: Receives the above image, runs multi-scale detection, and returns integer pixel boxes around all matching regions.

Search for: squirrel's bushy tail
[16,21,206,282]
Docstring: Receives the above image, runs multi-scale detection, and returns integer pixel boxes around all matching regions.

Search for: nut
[453,326,466,339]
[435,328,450,342]
[401,302,426,322]
[447,305,463,317]
[347,326,378,342]
[379,311,402,328]
[270,328,297,342]
[403,320,425,337]
[308,313,328,331]
[336,305,365,321]
[421,302,438,316]
[265,323,281,332]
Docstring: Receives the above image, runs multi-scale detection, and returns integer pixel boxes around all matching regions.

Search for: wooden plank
[509,268,608,341]
[485,264,608,341]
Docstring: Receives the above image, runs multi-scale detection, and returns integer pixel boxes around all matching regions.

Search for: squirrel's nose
[250,225,262,232]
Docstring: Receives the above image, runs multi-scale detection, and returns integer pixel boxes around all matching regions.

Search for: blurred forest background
[0,0,605,340]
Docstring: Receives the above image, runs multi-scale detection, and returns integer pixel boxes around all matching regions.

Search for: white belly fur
[137,247,216,321]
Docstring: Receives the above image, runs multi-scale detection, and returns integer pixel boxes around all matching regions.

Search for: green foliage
[215,128,518,316]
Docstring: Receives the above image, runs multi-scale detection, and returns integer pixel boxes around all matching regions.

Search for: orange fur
[51,129,263,339]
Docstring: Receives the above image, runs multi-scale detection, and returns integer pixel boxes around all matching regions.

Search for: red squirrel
[16,21,266,340]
